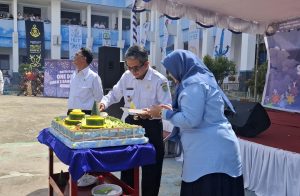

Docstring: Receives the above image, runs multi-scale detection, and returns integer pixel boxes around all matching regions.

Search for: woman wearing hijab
[148,50,244,196]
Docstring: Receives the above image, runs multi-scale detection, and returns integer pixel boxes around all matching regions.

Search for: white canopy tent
[133,2,300,196]
[134,0,300,34]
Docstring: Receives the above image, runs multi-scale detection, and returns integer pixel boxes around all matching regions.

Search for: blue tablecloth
[37,128,156,181]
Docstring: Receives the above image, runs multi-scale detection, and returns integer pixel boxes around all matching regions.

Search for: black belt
[126,115,162,122]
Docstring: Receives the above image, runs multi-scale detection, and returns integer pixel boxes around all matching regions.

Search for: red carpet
[240,109,300,153]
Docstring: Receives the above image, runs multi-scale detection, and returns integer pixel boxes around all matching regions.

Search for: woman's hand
[159,104,172,110]
[147,104,172,118]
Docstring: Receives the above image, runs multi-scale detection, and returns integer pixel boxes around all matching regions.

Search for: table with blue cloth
[37,128,156,196]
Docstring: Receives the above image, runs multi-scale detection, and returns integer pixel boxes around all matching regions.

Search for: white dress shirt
[0,70,3,95]
[68,66,103,110]
[101,67,172,110]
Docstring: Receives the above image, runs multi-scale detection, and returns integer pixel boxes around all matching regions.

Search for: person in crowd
[17,12,24,20]
[93,21,100,28]
[99,22,105,29]
[70,18,77,25]
[3,70,11,85]
[147,50,244,196]
[29,14,35,21]
[35,15,41,21]
[99,45,172,196]
[0,69,4,95]
[68,47,103,115]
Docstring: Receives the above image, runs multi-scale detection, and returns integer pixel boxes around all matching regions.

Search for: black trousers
[121,116,165,196]
[67,109,91,115]
[180,173,245,196]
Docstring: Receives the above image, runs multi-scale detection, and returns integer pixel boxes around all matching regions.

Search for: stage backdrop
[263,30,300,113]
[43,59,98,97]
[25,21,45,70]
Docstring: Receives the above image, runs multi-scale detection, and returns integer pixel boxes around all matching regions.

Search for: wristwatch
[159,109,163,118]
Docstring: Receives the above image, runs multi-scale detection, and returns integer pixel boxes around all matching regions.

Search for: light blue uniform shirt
[162,75,242,182]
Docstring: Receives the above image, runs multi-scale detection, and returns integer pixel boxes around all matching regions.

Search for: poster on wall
[25,21,45,70]
[263,30,300,113]
[69,25,82,59]
[161,17,170,58]
[188,22,201,57]
[44,59,98,97]
[140,21,150,47]
[102,29,111,46]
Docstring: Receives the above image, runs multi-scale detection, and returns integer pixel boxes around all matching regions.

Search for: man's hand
[148,105,162,118]
[138,110,152,119]
[99,103,105,111]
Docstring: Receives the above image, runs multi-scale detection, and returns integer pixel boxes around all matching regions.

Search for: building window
[0,55,9,70]
[184,42,188,50]
[61,11,80,25]
[115,18,131,30]
[23,7,41,17]
[122,18,130,30]
[0,4,9,12]
[91,15,109,28]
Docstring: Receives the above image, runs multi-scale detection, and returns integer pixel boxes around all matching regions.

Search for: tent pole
[254,34,260,102]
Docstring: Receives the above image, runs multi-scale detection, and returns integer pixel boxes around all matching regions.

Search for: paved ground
[0,95,182,196]
[0,95,255,196]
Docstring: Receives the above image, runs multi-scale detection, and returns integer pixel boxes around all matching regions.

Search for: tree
[203,55,236,85]
[247,61,268,97]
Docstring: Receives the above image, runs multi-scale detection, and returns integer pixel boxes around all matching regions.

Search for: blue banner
[0,19,13,47]
[0,20,130,50]
[44,59,98,97]
[263,30,300,113]
[69,25,83,59]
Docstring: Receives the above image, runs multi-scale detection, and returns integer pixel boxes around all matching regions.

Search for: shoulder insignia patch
[161,82,168,92]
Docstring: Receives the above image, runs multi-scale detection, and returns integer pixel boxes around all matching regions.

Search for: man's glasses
[126,62,145,72]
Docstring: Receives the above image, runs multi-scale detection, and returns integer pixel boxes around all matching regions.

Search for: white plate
[99,112,108,117]
[121,107,145,115]
[77,174,97,187]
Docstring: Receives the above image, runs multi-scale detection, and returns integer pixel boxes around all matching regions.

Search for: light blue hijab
[162,49,235,118]
[162,50,235,155]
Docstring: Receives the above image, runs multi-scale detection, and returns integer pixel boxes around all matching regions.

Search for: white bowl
[91,184,123,196]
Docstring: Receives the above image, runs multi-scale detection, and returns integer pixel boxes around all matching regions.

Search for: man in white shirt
[93,21,100,28]
[0,70,4,95]
[68,47,103,115]
[99,45,172,196]
[99,22,105,29]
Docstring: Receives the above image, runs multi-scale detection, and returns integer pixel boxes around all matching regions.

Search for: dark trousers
[67,109,91,115]
[121,116,165,196]
[180,173,245,196]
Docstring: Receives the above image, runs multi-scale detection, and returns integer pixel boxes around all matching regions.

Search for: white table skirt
[239,139,300,196]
